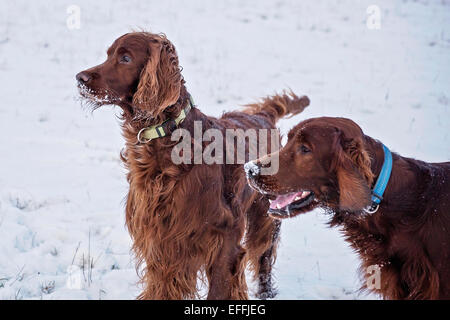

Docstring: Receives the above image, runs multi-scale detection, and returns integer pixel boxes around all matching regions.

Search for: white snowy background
[0,0,449,300]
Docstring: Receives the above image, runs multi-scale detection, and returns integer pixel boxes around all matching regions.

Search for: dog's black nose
[244,161,261,178]
[76,71,91,84]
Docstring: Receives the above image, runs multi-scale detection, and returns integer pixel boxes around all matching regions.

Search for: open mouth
[268,191,315,219]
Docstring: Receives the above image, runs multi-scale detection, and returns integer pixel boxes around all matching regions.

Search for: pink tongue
[270,192,303,210]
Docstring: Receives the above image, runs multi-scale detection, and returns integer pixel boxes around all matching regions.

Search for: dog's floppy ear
[332,129,374,212]
[132,35,182,117]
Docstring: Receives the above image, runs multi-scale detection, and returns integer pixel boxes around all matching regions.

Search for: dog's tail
[243,91,310,123]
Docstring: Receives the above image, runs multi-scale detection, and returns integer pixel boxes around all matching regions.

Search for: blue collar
[365,144,392,213]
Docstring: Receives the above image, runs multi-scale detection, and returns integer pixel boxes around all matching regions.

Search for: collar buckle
[364,203,380,214]
[137,127,153,144]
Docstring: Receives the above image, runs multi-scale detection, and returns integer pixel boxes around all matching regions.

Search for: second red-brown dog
[246,117,450,299]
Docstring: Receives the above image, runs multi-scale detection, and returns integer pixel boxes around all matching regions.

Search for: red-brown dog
[76,31,310,299]
[245,116,450,299]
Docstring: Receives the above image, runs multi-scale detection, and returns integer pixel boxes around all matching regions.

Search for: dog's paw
[256,288,278,300]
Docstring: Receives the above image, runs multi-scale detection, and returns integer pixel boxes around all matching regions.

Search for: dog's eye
[299,145,311,154]
[120,55,132,64]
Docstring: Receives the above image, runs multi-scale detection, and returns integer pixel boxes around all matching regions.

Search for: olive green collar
[137,95,194,143]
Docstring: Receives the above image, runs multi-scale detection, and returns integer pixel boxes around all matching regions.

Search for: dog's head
[245,117,374,219]
[76,32,182,119]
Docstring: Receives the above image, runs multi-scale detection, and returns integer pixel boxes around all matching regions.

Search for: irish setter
[246,117,450,299]
[75,31,310,299]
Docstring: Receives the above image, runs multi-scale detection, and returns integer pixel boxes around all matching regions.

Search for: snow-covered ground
[0,0,449,300]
